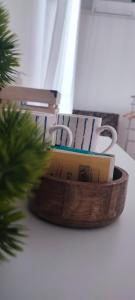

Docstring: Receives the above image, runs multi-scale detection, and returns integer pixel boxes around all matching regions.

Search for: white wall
[74,7,135,156]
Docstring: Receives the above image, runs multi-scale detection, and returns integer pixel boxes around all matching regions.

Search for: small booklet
[47,146,115,183]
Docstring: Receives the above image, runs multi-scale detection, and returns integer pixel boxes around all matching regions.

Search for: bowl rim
[44,166,128,187]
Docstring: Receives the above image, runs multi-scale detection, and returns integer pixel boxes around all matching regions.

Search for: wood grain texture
[29,167,128,228]
[0,86,60,113]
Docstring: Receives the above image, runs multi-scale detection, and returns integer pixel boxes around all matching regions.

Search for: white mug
[32,113,73,146]
[56,114,117,153]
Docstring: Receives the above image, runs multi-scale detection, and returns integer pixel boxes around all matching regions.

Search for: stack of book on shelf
[47,146,115,183]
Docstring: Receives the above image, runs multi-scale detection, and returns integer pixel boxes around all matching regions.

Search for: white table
[1,138,135,300]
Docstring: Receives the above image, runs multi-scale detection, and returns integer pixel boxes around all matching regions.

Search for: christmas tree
[0,5,49,260]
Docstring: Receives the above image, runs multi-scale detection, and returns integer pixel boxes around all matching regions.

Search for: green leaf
[0,204,26,261]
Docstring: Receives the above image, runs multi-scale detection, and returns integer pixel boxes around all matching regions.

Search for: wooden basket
[29,166,128,228]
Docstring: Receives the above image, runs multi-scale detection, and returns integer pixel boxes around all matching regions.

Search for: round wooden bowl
[29,166,128,228]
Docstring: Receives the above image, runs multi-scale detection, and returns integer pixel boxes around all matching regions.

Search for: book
[50,145,113,157]
[47,146,115,183]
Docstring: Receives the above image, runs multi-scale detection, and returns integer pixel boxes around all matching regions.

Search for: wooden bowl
[29,166,128,228]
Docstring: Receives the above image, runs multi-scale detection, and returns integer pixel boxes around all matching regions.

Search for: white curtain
[4,0,81,113]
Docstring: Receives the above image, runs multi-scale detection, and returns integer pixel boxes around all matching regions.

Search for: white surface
[0,138,135,300]
[74,3,135,148]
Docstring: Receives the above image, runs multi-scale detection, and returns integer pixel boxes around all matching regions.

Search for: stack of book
[47,146,115,183]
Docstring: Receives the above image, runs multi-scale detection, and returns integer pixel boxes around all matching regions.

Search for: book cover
[47,146,115,183]
[50,145,113,157]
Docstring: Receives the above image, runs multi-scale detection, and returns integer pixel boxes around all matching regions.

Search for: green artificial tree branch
[0,104,51,260]
[0,204,26,261]
[0,4,19,87]
[0,4,50,260]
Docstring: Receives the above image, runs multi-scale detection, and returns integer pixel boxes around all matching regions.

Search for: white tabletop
[1,138,135,300]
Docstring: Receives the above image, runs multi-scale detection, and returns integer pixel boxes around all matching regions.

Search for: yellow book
[47,146,115,183]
